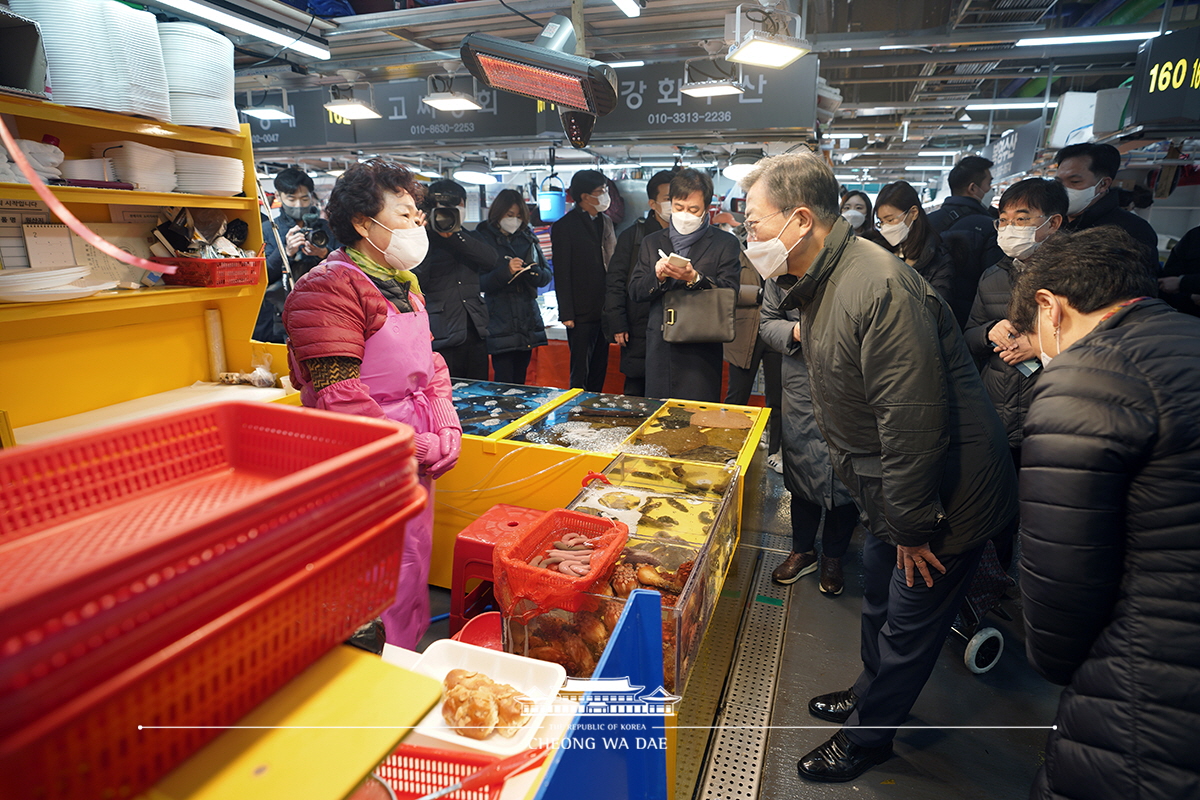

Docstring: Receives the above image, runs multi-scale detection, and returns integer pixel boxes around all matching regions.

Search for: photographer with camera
[253,168,339,343]
[412,179,498,380]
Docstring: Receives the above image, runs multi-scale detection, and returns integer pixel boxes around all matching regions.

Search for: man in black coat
[742,152,1016,783]
[602,169,674,396]
[1158,224,1200,316]
[1008,226,1200,800]
[413,179,498,380]
[254,168,339,343]
[927,156,1004,327]
[1054,143,1158,269]
[551,170,616,391]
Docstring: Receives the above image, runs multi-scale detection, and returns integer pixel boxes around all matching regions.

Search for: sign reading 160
[1147,58,1200,93]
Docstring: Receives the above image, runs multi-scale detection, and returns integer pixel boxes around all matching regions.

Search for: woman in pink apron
[283,159,462,649]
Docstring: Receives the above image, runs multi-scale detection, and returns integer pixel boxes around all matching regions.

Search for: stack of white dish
[158,22,239,133]
[0,266,117,304]
[10,0,172,122]
[91,141,176,193]
[61,158,117,182]
[171,151,245,196]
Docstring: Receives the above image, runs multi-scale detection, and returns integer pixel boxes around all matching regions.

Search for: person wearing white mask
[1054,142,1158,270]
[741,152,1015,784]
[551,169,617,391]
[283,159,462,650]
[963,178,1068,570]
[603,169,676,396]
[475,188,553,384]
[839,190,886,247]
[875,181,955,305]
[629,167,741,401]
[1005,226,1200,800]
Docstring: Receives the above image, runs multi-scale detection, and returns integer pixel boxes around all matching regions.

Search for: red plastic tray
[0,402,417,736]
[155,256,263,286]
[376,743,502,800]
[0,492,425,800]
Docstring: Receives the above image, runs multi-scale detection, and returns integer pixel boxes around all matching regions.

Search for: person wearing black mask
[254,167,339,343]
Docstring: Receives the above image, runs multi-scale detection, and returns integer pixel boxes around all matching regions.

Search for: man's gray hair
[740,152,841,226]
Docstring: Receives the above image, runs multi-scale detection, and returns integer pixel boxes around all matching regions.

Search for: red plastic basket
[0,402,417,743]
[155,256,263,286]
[376,744,503,800]
[0,492,425,800]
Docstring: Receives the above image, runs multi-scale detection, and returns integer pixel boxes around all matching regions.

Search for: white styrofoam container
[410,639,567,756]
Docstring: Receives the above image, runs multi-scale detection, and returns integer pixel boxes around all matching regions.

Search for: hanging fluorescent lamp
[1015,30,1159,47]
[324,71,381,120]
[454,156,498,185]
[965,101,1058,111]
[680,58,747,98]
[423,62,484,112]
[145,0,329,59]
[461,15,618,115]
[722,148,764,181]
[610,0,642,18]
[725,3,810,69]
[241,89,294,121]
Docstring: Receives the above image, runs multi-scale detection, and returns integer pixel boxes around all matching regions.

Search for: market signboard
[981,118,1043,181]
[352,79,543,145]
[1130,27,1200,126]
[543,55,819,138]
[240,88,355,148]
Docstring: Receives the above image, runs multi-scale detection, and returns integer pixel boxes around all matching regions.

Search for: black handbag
[661,287,737,343]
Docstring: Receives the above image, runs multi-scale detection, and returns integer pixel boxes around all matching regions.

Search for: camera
[299,211,329,249]
[427,190,462,235]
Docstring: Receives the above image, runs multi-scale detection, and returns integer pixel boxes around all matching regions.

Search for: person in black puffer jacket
[475,189,552,384]
[875,181,954,306]
[1009,226,1200,800]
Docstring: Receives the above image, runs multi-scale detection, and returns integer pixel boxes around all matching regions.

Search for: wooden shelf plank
[0,95,244,148]
[0,182,256,209]
[0,285,257,324]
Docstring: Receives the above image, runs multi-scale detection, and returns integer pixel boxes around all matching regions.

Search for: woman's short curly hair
[327,159,425,246]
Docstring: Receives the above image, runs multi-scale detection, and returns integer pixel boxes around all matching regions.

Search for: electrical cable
[496,0,544,30]
[247,12,317,68]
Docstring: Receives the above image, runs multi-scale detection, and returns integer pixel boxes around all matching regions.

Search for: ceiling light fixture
[241,88,294,121]
[904,164,953,171]
[422,62,483,112]
[680,57,747,97]
[454,156,498,185]
[610,0,642,18]
[1015,30,1159,47]
[145,0,329,59]
[722,147,765,181]
[461,15,618,116]
[965,101,1058,111]
[725,2,811,69]
[609,60,646,68]
[827,132,867,139]
[323,70,381,120]
[917,149,962,156]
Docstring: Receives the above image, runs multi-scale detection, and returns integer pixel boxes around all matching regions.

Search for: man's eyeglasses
[994,215,1048,230]
[744,208,793,235]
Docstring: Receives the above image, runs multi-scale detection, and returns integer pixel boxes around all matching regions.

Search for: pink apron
[349,264,437,649]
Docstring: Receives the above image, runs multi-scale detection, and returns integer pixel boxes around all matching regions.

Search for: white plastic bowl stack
[171,150,245,197]
[92,141,177,193]
[0,266,117,304]
[158,22,240,133]
[10,0,171,122]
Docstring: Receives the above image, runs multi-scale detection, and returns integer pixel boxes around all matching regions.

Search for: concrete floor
[742,455,1062,800]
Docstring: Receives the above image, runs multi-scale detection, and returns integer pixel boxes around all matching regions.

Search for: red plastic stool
[449,504,544,634]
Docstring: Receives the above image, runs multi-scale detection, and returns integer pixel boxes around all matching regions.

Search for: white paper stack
[171,150,245,197]
[91,141,177,193]
[10,0,172,122]
[158,22,240,133]
[0,266,116,304]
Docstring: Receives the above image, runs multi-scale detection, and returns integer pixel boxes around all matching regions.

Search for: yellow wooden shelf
[0,181,256,209]
[0,285,257,323]
[0,94,244,148]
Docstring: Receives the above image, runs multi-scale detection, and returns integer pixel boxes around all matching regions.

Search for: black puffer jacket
[890,233,955,309]
[1020,298,1200,800]
[474,221,552,355]
[412,228,498,350]
[782,218,1015,555]
[963,259,1040,447]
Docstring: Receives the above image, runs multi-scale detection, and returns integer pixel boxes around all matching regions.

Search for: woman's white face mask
[841,209,866,229]
[370,217,429,271]
[499,216,522,235]
[879,208,914,247]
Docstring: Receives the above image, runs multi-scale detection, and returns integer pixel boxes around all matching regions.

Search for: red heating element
[476,54,591,110]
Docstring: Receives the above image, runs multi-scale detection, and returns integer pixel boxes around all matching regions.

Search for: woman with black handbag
[476,189,553,384]
[629,168,741,401]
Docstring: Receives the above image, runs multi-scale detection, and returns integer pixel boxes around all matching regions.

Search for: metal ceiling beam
[831,67,1134,83]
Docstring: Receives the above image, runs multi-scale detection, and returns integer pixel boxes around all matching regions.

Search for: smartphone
[1014,358,1041,377]
[667,253,691,269]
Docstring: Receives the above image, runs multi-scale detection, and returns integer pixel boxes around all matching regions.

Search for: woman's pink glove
[428,427,461,479]
[413,431,442,474]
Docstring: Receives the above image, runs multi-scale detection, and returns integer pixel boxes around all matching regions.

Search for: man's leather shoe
[819,556,844,595]
[808,688,857,723]
[797,731,892,783]
[772,551,817,585]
